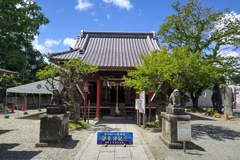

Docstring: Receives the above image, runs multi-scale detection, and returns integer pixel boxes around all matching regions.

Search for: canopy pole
[33,93,38,109]
[39,94,42,112]
[5,92,8,114]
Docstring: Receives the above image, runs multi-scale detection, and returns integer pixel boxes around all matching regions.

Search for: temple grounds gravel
[1,110,240,160]
[139,113,240,160]
[0,110,94,160]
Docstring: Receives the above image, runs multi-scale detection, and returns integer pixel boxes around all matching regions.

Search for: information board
[135,99,140,110]
[97,132,133,145]
[177,121,191,141]
[139,91,145,113]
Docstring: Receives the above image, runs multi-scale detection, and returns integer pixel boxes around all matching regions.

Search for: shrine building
[48,31,161,120]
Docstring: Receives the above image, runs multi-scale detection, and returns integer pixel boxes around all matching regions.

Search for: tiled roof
[48,31,160,69]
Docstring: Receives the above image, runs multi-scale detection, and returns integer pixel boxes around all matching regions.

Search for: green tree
[158,0,240,54]
[157,0,240,109]
[0,0,49,83]
[124,47,220,106]
[37,58,98,122]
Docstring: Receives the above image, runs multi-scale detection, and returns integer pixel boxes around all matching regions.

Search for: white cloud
[94,18,99,22]
[39,25,47,32]
[138,9,142,16]
[44,39,61,47]
[103,0,133,10]
[106,14,111,19]
[220,50,239,57]
[32,36,52,54]
[63,38,76,48]
[75,0,94,11]
[212,11,240,43]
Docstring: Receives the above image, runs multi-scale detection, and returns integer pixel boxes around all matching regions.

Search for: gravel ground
[138,112,240,160]
[1,110,240,160]
[0,111,94,160]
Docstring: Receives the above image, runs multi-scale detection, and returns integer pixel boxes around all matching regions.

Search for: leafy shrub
[69,120,91,130]
[146,121,159,128]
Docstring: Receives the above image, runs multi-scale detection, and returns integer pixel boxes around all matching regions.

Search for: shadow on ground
[192,124,240,141]
[98,118,135,124]
[0,143,42,160]
[18,113,44,120]
[187,113,216,121]
[63,139,79,149]
[0,129,14,135]
[92,124,121,132]
[92,118,135,132]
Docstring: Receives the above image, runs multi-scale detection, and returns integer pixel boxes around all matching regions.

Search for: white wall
[186,89,213,108]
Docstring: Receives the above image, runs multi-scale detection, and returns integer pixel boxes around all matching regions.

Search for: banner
[139,91,145,113]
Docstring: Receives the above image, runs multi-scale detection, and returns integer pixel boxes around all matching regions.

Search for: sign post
[139,92,146,127]
[97,132,133,146]
[135,99,140,126]
[177,121,191,153]
[83,83,90,122]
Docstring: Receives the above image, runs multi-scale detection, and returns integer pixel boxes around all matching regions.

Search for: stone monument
[160,89,192,149]
[36,90,70,147]
[224,87,233,119]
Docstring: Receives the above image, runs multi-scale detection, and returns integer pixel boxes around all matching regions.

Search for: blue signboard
[97,132,133,145]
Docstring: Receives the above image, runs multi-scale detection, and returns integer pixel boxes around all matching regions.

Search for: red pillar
[11,105,15,113]
[21,104,25,111]
[148,92,154,122]
[84,92,88,122]
[96,77,101,119]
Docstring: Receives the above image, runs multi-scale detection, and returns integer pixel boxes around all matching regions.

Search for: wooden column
[96,77,101,119]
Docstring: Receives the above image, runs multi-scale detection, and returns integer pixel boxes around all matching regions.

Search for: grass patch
[146,121,159,128]
[69,120,92,131]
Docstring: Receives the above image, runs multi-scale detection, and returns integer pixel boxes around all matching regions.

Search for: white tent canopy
[6,77,61,94]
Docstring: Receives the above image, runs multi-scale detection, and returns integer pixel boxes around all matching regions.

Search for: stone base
[47,106,65,114]
[38,113,69,144]
[160,134,195,149]
[166,107,185,115]
[161,112,191,148]
[94,117,99,121]
[35,135,72,148]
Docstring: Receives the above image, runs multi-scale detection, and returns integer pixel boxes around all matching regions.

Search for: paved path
[74,117,154,160]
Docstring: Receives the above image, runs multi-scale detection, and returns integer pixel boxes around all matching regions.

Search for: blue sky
[33,0,240,56]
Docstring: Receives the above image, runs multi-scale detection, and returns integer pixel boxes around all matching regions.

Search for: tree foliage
[158,0,240,55]
[37,58,98,121]
[124,44,239,108]
[156,0,240,108]
[0,0,49,85]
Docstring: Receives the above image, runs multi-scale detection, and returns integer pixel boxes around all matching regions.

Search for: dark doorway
[118,87,125,103]
[110,84,125,103]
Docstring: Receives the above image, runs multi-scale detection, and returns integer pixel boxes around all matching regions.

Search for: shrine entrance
[100,79,135,117]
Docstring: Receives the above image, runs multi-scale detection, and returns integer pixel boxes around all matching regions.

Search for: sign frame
[97,132,133,145]
[177,121,191,142]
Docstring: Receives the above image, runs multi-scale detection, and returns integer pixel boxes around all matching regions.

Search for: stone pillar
[224,87,233,117]
[160,112,190,148]
[36,107,70,147]
[39,113,69,143]
[160,89,193,149]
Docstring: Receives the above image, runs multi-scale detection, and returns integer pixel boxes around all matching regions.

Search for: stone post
[224,87,233,118]
[160,89,193,149]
